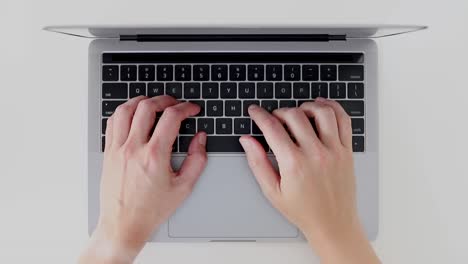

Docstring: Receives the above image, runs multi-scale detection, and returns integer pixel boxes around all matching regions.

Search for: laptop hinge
[119,34,347,42]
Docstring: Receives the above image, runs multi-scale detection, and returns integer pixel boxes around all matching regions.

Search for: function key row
[102,82,364,100]
[102,64,364,82]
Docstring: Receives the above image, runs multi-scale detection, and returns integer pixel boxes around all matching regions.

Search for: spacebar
[179,136,268,153]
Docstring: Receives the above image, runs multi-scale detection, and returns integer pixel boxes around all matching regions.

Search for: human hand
[240,98,379,264]
[80,96,207,264]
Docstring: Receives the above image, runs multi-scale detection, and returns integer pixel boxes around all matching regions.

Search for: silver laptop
[45,25,426,242]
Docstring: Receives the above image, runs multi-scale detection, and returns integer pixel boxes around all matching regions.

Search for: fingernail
[248,104,259,111]
[316,97,326,102]
[198,132,207,146]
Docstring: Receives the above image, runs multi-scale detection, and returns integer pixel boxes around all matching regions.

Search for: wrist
[79,228,140,264]
[303,220,378,264]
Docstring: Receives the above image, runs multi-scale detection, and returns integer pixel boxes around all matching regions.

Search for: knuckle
[320,105,335,116]
[299,101,314,110]
[138,99,155,111]
[120,142,137,159]
[164,106,182,119]
[115,104,132,116]
[288,107,303,117]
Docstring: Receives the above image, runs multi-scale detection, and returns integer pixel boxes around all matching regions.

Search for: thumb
[239,136,281,201]
[177,132,208,190]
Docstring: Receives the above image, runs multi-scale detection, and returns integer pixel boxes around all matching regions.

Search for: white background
[1,0,467,263]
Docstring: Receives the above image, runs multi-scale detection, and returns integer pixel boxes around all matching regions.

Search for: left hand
[80,95,207,263]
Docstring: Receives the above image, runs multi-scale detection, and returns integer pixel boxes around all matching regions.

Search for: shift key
[337,100,364,116]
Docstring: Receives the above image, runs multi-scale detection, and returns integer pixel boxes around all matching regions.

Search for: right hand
[239,98,379,264]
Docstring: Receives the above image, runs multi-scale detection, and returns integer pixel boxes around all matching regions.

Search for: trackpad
[169,156,298,238]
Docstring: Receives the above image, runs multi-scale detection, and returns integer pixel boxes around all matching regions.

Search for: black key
[225,100,242,116]
[129,83,146,98]
[339,65,364,81]
[298,100,314,106]
[148,83,164,97]
[284,65,300,81]
[175,65,191,81]
[261,100,278,113]
[191,100,205,116]
[266,65,282,81]
[320,65,337,81]
[102,83,128,99]
[279,100,296,108]
[102,136,105,152]
[184,83,201,99]
[102,100,126,117]
[311,82,329,98]
[200,136,242,152]
[180,118,196,134]
[121,65,137,81]
[212,65,228,81]
[216,118,232,134]
[239,82,255,98]
[253,136,269,152]
[165,83,182,98]
[337,100,365,116]
[138,65,155,81]
[102,65,119,81]
[182,135,266,152]
[348,83,364,99]
[102,118,108,134]
[234,118,251,134]
[309,118,318,134]
[179,136,193,152]
[252,121,262,134]
[330,82,346,99]
[193,65,210,81]
[351,118,365,134]
[229,65,246,81]
[220,83,237,98]
[172,139,178,152]
[243,100,260,116]
[302,65,319,81]
[352,136,365,152]
[275,83,292,98]
[257,82,274,98]
[293,83,310,98]
[248,65,264,81]
[207,101,223,116]
[202,83,219,98]
[157,65,173,81]
[197,118,214,134]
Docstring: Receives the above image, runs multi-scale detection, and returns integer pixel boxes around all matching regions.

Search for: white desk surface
[1,0,467,263]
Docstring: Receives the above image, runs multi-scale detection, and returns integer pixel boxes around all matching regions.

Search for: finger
[248,104,297,156]
[239,136,281,201]
[149,102,200,155]
[176,132,208,190]
[300,100,341,148]
[111,96,148,147]
[127,96,178,144]
[316,98,353,149]
[272,107,320,148]
[104,116,114,151]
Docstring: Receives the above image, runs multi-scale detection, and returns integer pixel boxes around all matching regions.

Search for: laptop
[45,25,426,242]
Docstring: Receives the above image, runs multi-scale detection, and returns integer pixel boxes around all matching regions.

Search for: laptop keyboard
[101,53,365,153]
